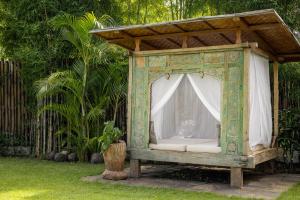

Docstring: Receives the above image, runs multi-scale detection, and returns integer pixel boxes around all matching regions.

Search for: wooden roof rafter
[97,33,135,51]
[119,30,158,50]
[146,27,182,48]
[232,17,278,56]
[172,24,208,46]
[108,27,239,42]
[203,21,234,44]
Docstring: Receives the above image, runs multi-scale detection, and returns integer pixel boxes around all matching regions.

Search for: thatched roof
[91,9,300,62]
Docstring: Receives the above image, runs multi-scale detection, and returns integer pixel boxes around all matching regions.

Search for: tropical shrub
[277,63,300,167]
[278,109,300,166]
[35,12,113,161]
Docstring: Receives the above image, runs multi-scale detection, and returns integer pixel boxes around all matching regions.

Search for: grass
[277,182,300,200]
[0,157,298,200]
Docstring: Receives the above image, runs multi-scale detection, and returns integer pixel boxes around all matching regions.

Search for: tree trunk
[113,96,120,123]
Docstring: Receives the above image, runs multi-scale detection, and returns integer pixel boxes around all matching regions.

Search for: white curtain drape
[187,74,221,121]
[151,73,221,140]
[151,74,184,139]
[249,53,272,149]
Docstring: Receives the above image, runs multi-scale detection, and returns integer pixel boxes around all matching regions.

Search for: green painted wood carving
[130,66,149,149]
[148,55,167,67]
[130,49,245,157]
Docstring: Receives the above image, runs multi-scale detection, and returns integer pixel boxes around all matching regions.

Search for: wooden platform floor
[82,164,300,200]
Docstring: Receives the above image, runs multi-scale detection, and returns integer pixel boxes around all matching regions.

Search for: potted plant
[98,121,127,180]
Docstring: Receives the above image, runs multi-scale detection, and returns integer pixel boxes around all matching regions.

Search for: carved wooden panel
[204,52,225,64]
[221,53,244,155]
[148,56,167,67]
[131,67,149,149]
[130,49,245,156]
[168,54,201,68]
[228,51,242,63]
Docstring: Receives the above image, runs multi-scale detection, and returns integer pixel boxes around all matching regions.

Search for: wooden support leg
[230,167,243,188]
[130,159,141,178]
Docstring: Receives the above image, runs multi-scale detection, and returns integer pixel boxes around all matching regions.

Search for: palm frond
[37,103,79,124]
[86,104,105,122]
[35,70,83,102]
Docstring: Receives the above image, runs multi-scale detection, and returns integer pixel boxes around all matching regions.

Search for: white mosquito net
[249,53,272,149]
[151,73,221,140]
[150,52,272,150]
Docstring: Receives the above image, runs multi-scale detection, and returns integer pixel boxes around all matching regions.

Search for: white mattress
[251,144,265,152]
[150,137,221,153]
[157,136,216,145]
[149,143,186,151]
[186,141,221,153]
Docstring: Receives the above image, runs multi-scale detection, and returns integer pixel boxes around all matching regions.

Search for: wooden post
[182,36,188,48]
[235,29,242,44]
[230,167,243,188]
[135,38,141,51]
[127,56,133,148]
[272,61,279,147]
[243,48,250,155]
[130,159,141,178]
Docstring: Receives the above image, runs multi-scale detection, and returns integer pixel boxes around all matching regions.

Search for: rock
[67,153,78,162]
[90,153,103,164]
[14,146,31,156]
[54,152,67,162]
[46,151,56,160]
[61,150,68,155]
[102,169,128,180]
[1,146,15,156]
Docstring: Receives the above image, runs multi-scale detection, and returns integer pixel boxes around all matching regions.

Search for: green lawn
[0,157,298,200]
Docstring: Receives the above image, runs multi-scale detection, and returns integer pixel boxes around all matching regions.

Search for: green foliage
[0,0,122,112]
[0,133,25,147]
[276,63,300,166]
[278,109,300,165]
[35,12,112,160]
[104,58,128,122]
[98,121,124,153]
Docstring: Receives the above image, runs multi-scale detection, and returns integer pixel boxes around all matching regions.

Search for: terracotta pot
[103,140,126,172]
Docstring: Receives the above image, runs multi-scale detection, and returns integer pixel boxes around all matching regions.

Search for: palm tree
[35,12,113,161]
[104,58,128,122]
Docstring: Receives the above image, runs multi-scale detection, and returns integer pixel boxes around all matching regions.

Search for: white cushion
[149,143,186,152]
[186,144,221,153]
[157,137,216,145]
[252,144,265,152]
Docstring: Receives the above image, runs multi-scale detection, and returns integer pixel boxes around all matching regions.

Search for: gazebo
[91,9,300,187]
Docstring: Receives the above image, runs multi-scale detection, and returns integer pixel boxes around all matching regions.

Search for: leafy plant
[104,60,128,122]
[277,109,300,166]
[35,12,112,161]
[98,121,124,153]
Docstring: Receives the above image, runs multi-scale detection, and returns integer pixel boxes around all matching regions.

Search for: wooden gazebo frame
[92,9,300,187]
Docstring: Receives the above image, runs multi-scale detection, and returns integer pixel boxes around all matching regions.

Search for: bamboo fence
[0,60,127,157]
[0,60,33,147]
